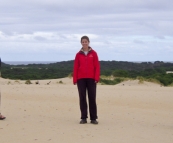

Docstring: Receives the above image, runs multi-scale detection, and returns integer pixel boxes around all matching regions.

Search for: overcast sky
[0,0,173,62]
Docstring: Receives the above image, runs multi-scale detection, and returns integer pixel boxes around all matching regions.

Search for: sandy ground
[0,77,173,143]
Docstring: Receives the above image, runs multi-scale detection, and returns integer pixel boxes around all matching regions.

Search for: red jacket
[73,48,100,84]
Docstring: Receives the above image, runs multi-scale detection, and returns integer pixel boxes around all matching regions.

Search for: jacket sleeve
[73,53,79,84]
[94,51,100,82]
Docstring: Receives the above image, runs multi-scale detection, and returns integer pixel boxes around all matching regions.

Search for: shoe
[0,115,6,120]
[90,120,98,124]
[80,119,87,124]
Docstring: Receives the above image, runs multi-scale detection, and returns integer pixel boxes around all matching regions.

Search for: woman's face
[81,39,89,49]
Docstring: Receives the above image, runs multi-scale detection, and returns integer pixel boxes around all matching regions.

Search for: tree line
[1,60,173,86]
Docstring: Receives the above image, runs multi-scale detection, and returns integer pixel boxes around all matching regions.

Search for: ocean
[3,61,58,65]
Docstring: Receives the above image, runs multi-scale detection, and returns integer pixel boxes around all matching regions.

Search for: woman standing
[73,36,100,124]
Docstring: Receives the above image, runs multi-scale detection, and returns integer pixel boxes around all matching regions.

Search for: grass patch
[68,73,72,78]
[137,76,144,84]
[136,77,161,85]
[145,78,161,85]
[100,78,124,85]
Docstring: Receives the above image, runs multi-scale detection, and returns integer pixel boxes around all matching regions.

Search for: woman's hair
[81,36,90,43]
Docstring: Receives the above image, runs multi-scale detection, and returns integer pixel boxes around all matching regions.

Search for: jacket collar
[79,47,92,54]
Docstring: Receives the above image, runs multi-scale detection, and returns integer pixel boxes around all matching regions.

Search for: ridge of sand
[0,77,72,85]
[116,79,161,87]
[0,77,161,87]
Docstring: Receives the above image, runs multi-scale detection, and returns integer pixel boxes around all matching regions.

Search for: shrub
[14,80,20,84]
[7,81,11,85]
[100,78,124,85]
[25,80,32,84]
[59,80,63,84]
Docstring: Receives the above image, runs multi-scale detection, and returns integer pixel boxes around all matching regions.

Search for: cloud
[0,0,173,61]
[133,39,145,44]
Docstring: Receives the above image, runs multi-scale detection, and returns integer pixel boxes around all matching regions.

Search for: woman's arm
[94,51,100,82]
[73,54,79,84]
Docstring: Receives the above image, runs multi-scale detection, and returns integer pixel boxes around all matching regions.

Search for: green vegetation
[1,61,74,80]
[1,60,173,86]
[25,80,32,84]
[7,81,11,85]
[14,80,20,84]
[58,80,63,84]
[100,78,124,85]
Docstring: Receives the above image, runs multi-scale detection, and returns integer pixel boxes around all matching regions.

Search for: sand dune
[0,77,173,143]
[117,79,161,87]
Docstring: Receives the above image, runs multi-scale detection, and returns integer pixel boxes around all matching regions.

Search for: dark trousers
[77,78,98,120]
